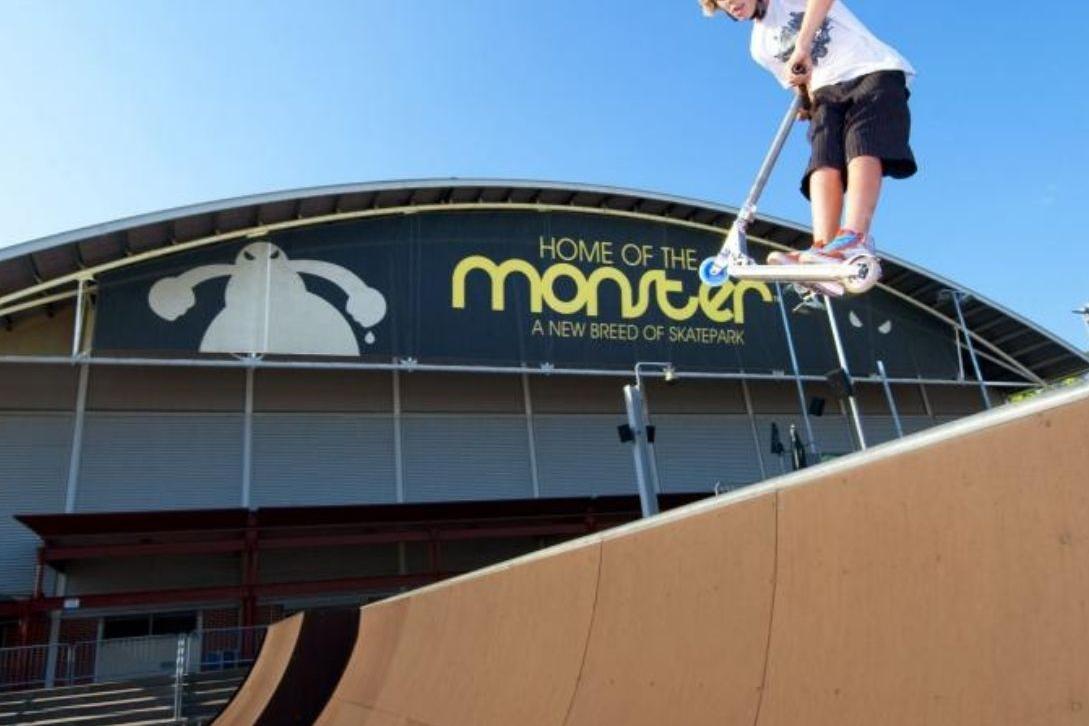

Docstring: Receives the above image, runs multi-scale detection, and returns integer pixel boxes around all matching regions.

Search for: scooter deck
[728,262,855,283]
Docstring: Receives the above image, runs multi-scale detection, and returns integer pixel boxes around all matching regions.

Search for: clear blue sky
[2,1,1088,349]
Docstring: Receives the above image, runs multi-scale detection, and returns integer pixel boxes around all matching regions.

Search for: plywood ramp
[214,613,304,726]
[308,384,1089,725]
[214,608,359,725]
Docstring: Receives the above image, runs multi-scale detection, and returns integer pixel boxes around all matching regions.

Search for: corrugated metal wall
[402,415,533,502]
[0,357,1004,603]
[76,413,244,511]
[533,414,633,497]
[652,414,764,493]
[251,414,396,506]
[0,413,72,597]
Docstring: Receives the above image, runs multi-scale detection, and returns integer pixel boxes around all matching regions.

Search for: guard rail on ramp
[270,384,1089,725]
[213,608,359,725]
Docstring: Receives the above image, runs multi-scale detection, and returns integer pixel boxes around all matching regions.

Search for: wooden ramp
[213,608,359,725]
[271,385,1089,725]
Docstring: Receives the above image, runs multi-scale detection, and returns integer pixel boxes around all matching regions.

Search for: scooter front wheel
[842,255,882,294]
[698,257,729,287]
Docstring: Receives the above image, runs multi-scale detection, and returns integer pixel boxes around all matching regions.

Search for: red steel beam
[0,572,456,619]
[43,539,244,562]
[37,518,621,562]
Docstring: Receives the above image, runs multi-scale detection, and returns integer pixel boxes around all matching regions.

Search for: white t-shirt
[750,0,914,91]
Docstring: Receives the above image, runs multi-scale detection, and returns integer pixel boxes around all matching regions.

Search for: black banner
[94,210,957,378]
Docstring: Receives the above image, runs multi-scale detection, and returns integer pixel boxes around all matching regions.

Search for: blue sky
[2,1,1088,349]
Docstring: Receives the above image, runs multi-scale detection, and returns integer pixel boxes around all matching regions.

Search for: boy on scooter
[700,0,915,284]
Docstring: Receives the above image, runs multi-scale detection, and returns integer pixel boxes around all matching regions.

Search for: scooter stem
[740,92,805,219]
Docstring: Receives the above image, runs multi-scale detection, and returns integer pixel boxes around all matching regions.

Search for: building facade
[0,180,1084,671]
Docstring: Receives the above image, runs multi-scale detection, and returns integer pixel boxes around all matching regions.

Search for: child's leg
[843,155,883,237]
[808,167,844,245]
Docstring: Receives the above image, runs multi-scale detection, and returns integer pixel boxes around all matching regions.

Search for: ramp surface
[292,386,1089,724]
[214,608,359,725]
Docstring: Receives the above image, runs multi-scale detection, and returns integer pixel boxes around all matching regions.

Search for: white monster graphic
[148,241,387,356]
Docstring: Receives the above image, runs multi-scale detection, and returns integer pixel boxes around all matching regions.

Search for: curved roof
[1,178,1085,384]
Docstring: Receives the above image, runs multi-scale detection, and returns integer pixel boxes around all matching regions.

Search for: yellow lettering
[541,263,588,315]
[451,255,773,324]
[655,276,700,321]
[698,282,735,323]
[732,281,773,325]
[452,256,543,312]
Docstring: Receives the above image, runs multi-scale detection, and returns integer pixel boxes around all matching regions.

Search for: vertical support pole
[637,387,664,496]
[241,366,255,509]
[823,296,867,450]
[65,364,89,513]
[173,633,186,721]
[32,549,45,600]
[521,373,541,498]
[918,379,935,421]
[877,360,904,439]
[623,385,659,518]
[775,283,819,457]
[392,370,405,503]
[740,380,768,480]
[954,328,966,380]
[70,278,85,358]
[949,291,992,410]
[241,512,258,629]
[45,361,91,686]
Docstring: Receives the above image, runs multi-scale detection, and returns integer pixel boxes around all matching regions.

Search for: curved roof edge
[1,178,1085,383]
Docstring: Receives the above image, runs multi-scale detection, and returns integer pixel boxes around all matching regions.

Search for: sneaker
[767,239,825,265]
[800,228,874,263]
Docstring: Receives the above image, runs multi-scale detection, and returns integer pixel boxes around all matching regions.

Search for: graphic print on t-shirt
[774,12,833,65]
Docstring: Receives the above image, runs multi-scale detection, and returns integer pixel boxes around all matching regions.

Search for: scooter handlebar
[789,64,812,115]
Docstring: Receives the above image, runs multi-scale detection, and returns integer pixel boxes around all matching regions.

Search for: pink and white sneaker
[800,228,875,264]
[767,240,823,266]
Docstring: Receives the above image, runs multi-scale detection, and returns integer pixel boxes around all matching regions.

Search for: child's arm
[786,0,837,84]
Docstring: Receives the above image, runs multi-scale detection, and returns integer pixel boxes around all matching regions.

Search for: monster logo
[147,241,387,356]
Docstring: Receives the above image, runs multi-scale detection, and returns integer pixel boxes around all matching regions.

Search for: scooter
[697,80,881,298]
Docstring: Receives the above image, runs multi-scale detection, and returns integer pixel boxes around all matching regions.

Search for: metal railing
[0,625,267,693]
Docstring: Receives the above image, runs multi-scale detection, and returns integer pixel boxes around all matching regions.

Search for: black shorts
[801,70,917,199]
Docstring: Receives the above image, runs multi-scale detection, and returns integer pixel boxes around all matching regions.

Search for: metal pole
[876,360,904,439]
[173,633,186,721]
[1075,305,1089,348]
[521,373,541,498]
[742,94,806,217]
[392,370,405,503]
[823,296,868,450]
[623,384,659,518]
[639,393,663,497]
[775,283,819,457]
[70,278,85,358]
[0,353,1036,388]
[948,291,992,409]
[241,365,255,509]
[740,380,768,480]
[633,362,671,496]
[64,365,90,513]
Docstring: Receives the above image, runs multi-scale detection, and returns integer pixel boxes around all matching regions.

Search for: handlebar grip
[790,64,812,114]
